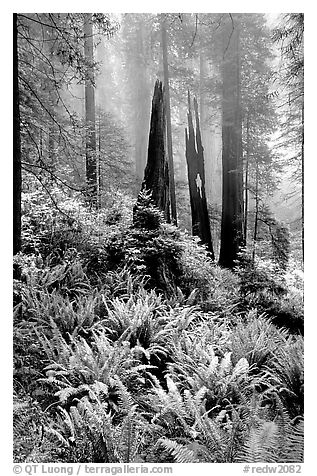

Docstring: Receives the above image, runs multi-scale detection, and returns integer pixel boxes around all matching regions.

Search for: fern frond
[158,438,198,463]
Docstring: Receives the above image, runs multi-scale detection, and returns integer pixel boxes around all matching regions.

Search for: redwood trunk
[243,114,250,244]
[185,93,214,258]
[219,18,244,268]
[140,80,170,220]
[252,163,259,263]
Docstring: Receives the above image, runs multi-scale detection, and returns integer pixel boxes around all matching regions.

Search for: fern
[168,331,258,413]
[237,421,279,462]
[158,439,200,463]
[47,380,148,463]
[267,336,304,418]
[235,408,304,463]
[144,375,241,462]
[230,314,289,370]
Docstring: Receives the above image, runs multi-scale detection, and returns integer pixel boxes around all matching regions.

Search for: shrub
[21,187,134,279]
[127,190,184,295]
[13,395,62,462]
[237,255,303,334]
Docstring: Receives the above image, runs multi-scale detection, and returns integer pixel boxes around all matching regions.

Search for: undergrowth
[13,189,304,463]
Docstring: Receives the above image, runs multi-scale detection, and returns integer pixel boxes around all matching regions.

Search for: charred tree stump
[185,92,214,259]
[134,80,170,222]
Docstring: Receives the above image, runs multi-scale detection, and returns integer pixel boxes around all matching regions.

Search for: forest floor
[13,189,304,463]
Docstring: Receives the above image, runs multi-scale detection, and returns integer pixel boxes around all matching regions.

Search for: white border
[2,2,314,473]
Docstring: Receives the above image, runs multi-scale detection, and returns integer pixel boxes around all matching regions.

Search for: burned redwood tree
[132,80,183,295]
[185,93,214,259]
[134,80,170,223]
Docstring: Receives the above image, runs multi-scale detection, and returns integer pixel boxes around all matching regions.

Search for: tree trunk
[139,80,170,220]
[98,109,102,207]
[301,100,304,263]
[199,52,213,201]
[236,25,244,245]
[243,114,250,244]
[219,17,244,269]
[129,18,151,184]
[13,13,21,259]
[84,14,97,205]
[160,14,177,224]
[48,121,56,182]
[252,162,259,263]
[185,93,214,258]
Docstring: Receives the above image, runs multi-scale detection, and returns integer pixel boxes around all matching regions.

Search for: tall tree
[238,15,278,251]
[185,93,214,258]
[160,14,177,224]
[219,15,244,269]
[120,14,152,185]
[273,14,304,262]
[13,13,21,258]
[17,13,116,199]
[198,44,222,257]
[84,14,97,205]
[243,112,250,243]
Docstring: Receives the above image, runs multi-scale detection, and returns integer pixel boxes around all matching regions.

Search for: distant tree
[273,14,304,262]
[160,13,177,224]
[239,15,280,251]
[96,109,133,195]
[16,13,117,199]
[121,14,152,186]
[84,14,97,205]
[185,93,214,258]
